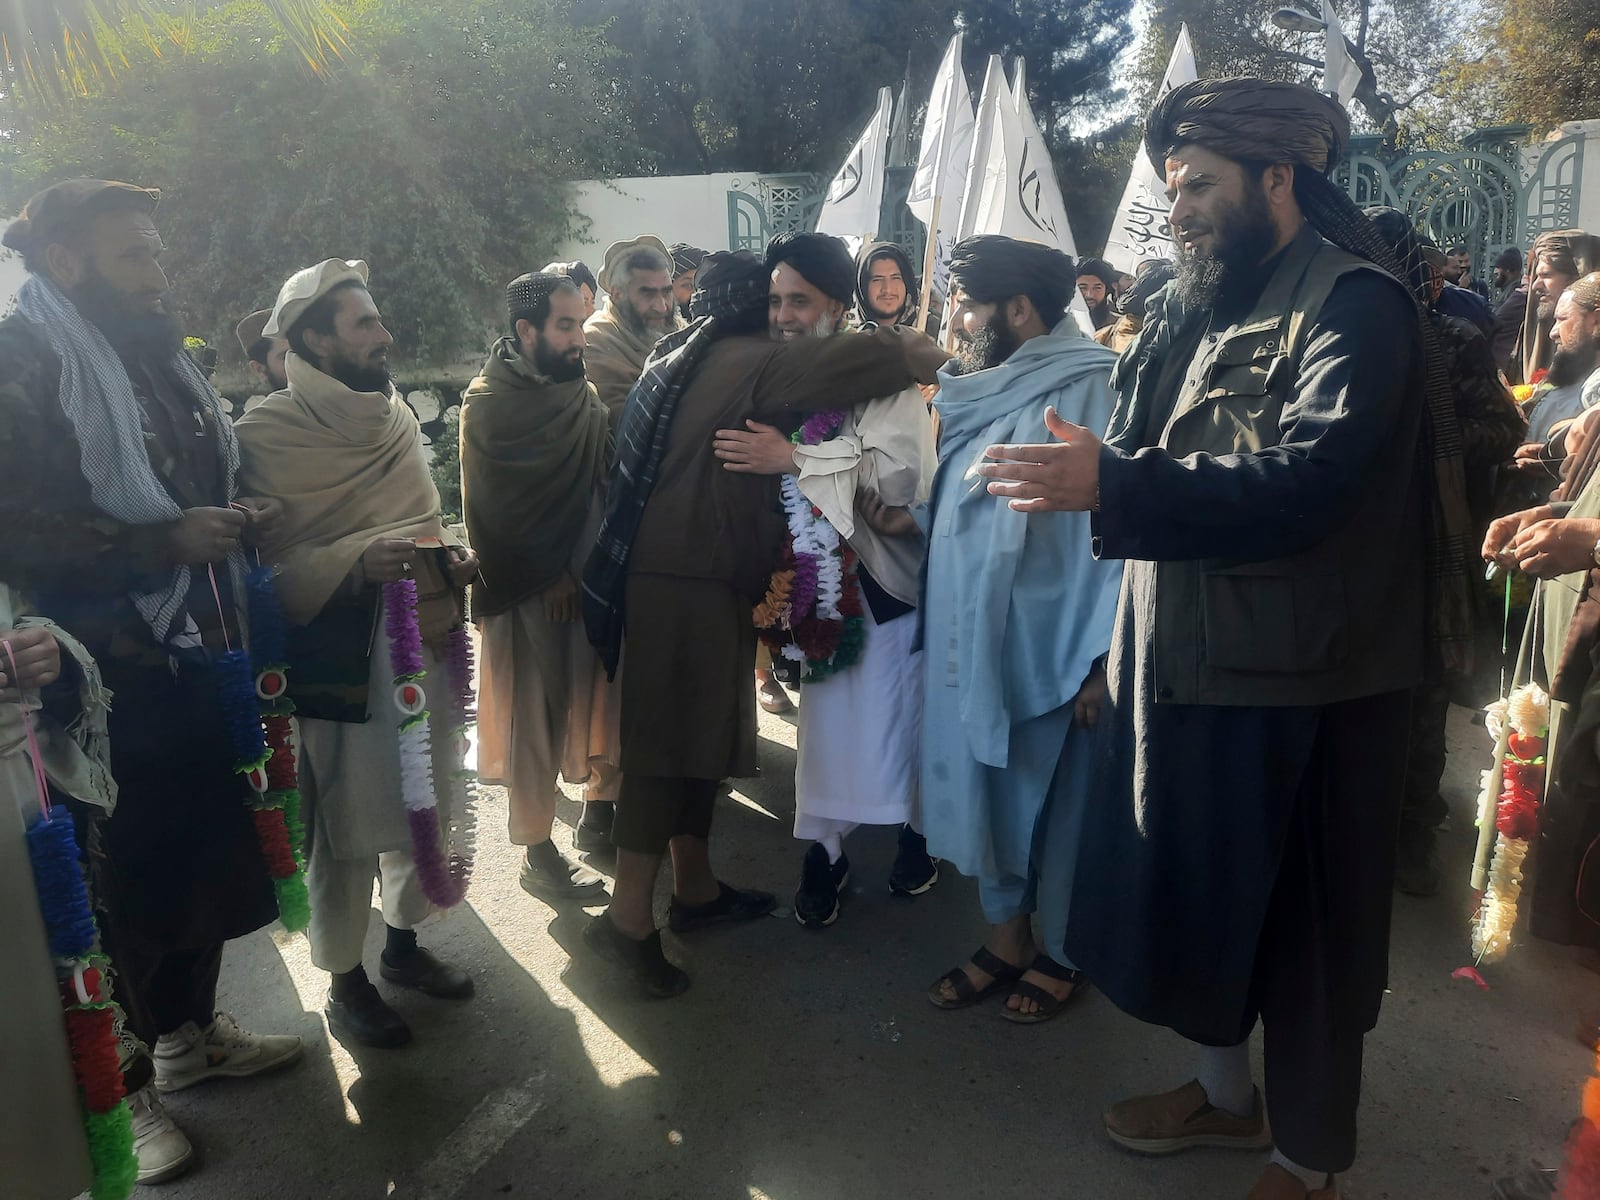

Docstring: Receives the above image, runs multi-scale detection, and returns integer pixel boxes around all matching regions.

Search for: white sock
[1271,1150,1333,1191]
[818,833,845,863]
[1195,1041,1255,1117]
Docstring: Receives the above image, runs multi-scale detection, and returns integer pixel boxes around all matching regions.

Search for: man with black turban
[580,251,946,998]
[1074,256,1120,331]
[978,78,1474,1199]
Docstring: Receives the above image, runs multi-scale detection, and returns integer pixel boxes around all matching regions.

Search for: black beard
[533,340,585,382]
[1171,187,1278,312]
[1548,344,1599,388]
[1089,299,1113,327]
[70,274,181,360]
[950,317,1019,375]
[327,356,392,394]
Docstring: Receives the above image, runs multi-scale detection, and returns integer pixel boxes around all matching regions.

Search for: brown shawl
[460,337,611,617]
[1518,230,1600,383]
[235,352,458,627]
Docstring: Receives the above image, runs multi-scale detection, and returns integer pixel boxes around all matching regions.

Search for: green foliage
[0,0,630,366]
[1447,0,1600,133]
[429,404,462,525]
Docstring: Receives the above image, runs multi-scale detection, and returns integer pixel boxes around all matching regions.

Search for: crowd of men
[6,71,1600,1200]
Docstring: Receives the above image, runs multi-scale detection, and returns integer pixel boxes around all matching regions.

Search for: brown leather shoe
[1104,1078,1273,1155]
[1246,1163,1339,1199]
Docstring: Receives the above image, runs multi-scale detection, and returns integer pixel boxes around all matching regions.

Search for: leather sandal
[1002,955,1087,1024]
[927,945,1026,1009]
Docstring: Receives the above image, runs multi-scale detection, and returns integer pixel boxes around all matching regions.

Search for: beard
[771,312,838,342]
[324,350,392,394]
[1171,186,1278,312]
[949,314,1020,375]
[69,265,180,360]
[532,338,585,383]
[1548,342,1599,388]
[617,299,676,341]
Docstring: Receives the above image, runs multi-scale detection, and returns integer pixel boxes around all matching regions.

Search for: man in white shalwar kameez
[713,232,944,927]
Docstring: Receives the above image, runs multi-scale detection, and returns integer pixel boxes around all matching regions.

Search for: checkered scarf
[581,255,769,677]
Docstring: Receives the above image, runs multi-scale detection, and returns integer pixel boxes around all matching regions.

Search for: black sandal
[927,945,1027,1010]
[1001,956,1086,1024]
[667,881,778,932]
[582,915,690,999]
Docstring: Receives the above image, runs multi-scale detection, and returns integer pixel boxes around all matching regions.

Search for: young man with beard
[583,236,679,424]
[581,251,947,997]
[236,307,289,394]
[1075,256,1120,331]
[462,273,617,889]
[854,241,919,327]
[980,79,1472,1198]
[712,232,941,927]
[236,261,481,1049]
[917,236,1122,1024]
[0,179,301,1184]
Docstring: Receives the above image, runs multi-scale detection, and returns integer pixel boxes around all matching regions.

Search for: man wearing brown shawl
[583,236,679,423]
[979,79,1473,1199]
[1516,230,1600,385]
[237,260,480,1050]
[463,273,614,898]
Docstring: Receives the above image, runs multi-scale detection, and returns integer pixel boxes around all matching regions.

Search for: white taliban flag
[957,56,1093,334]
[1103,23,1197,275]
[907,34,976,314]
[816,86,894,255]
[1322,0,1361,108]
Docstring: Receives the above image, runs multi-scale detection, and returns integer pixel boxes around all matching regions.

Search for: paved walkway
[151,705,1586,1199]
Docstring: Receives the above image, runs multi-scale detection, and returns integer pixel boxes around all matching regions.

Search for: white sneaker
[153,1012,304,1093]
[128,1083,194,1184]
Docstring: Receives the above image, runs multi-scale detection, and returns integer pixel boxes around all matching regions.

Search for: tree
[1134,0,1465,146]
[0,0,635,367]
[1446,0,1600,133]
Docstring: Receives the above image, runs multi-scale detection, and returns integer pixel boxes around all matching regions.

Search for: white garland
[396,720,436,813]
[1471,682,1551,964]
[776,474,847,671]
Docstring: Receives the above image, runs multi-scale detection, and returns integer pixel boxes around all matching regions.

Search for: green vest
[1113,225,1426,707]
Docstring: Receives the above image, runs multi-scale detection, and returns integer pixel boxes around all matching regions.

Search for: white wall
[550,173,770,266]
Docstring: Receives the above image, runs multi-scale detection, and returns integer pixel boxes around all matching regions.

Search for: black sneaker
[794,843,849,928]
[326,981,411,1049]
[889,825,940,896]
[573,801,615,853]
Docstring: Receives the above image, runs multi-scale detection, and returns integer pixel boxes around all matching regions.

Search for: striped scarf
[15,275,245,648]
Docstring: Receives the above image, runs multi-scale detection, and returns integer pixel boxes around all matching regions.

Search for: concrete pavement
[147,703,1590,1199]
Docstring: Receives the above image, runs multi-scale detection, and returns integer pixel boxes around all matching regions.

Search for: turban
[689,250,769,327]
[505,271,575,322]
[1144,77,1350,176]
[266,258,368,339]
[668,243,708,279]
[1076,257,1120,291]
[948,234,1075,325]
[235,309,273,355]
[766,231,856,305]
[3,178,159,258]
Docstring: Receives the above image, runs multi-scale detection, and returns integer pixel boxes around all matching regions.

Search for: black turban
[689,250,770,330]
[1144,77,1350,176]
[506,271,575,322]
[668,243,708,279]
[948,234,1076,326]
[1076,257,1120,291]
[766,231,855,305]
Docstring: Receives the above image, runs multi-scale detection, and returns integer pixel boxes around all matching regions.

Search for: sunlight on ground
[726,785,781,821]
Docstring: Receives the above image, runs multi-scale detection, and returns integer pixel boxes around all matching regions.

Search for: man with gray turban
[580,251,946,998]
[978,78,1472,1199]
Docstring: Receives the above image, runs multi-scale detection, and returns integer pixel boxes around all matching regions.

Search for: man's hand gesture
[976,406,1101,513]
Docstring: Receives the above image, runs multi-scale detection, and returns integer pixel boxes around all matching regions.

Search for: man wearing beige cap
[0,177,301,1185]
[583,235,678,422]
[235,307,288,394]
[237,259,481,1049]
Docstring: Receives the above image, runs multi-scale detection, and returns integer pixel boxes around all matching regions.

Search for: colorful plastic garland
[381,579,476,908]
[12,634,138,1200]
[753,410,867,682]
[1472,682,1550,964]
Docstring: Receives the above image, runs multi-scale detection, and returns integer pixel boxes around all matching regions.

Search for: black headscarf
[948,235,1076,327]
[854,241,919,326]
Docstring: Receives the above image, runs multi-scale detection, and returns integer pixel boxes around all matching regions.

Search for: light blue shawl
[925,320,1123,768]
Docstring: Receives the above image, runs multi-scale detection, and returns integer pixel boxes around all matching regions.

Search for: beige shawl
[583,304,668,421]
[235,353,458,627]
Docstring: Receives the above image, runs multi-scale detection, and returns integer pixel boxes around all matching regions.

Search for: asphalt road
[146,702,1589,1200]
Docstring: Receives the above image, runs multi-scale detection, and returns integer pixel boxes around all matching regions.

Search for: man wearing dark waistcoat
[977,79,1473,1200]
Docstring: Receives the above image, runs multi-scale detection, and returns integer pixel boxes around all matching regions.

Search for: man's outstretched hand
[975,406,1101,513]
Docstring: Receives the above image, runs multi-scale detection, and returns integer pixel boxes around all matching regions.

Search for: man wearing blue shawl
[921,235,1123,1024]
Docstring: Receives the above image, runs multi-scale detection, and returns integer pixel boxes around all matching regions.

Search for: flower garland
[1471,682,1550,964]
[753,410,867,682]
[441,628,479,892]
[212,566,309,932]
[10,638,138,1200]
[381,579,476,908]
